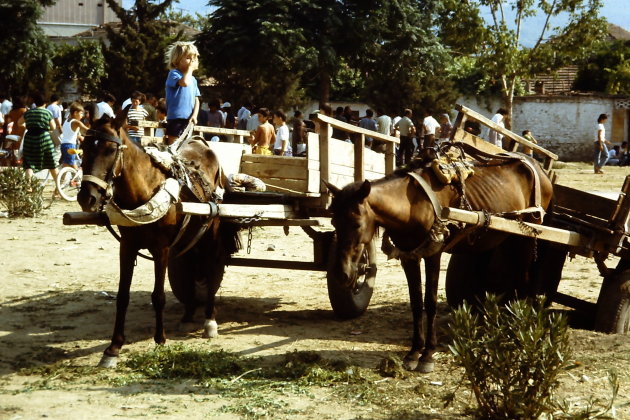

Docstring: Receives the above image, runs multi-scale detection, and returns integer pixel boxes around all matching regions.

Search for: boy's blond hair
[68,102,84,119]
[165,41,199,70]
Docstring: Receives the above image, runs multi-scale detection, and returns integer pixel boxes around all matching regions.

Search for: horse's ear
[111,104,130,131]
[356,180,371,201]
[323,179,341,195]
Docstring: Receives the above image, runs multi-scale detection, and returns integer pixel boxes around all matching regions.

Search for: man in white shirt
[487,108,508,148]
[0,95,12,116]
[422,111,440,149]
[394,108,415,165]
[94,93,116,120]
[237,102,252,129]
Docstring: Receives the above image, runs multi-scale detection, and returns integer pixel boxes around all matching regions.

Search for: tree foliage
[196,0,312,109]
[438,0,607,118]
[355,0,457,115]
[197,0,456,113]
[0,0,56,95]
[101,0,188,100]
[51,41,106,98]
[574,40,630,95]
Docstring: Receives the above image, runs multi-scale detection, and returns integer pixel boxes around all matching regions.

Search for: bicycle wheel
[56,166,80,201]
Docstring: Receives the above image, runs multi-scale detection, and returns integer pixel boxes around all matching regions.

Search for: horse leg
[99,241,137,368]
[203,251,225,338]
[419,253,441,373]
[401,257,424,371]
[151,246,169,345]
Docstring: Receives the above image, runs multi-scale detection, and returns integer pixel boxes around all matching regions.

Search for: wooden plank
[228,257,325,271]
[455,104,558,161]
[192,125,251,137]
[449,111,467,141]
[240,160,309,180]
[259,178,308,194]
[452,128,505,155]
[330,163,383,180]
[206,142,251,175]
[316,114,399,144]
[240,154,310,168]
[553,184,617,221]
[441,207,589,247]
[235,219,320,227]
[610,175,630,233]
[355,133,365,181]
[178,202,299,218]
[385,142,395,174]
[319,121,330,192]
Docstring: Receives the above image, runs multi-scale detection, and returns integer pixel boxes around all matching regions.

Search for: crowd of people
[1,41,627,185]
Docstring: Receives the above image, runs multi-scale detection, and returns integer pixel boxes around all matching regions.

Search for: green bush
[0,168,44,217]
[449,294,571,419]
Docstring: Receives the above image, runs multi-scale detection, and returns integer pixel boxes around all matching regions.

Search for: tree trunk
[319,67,331,105]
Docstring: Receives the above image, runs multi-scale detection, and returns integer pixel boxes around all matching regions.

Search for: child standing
[272,109,291,156]
[126,91,148,145]
[164,41,201,145]
[521,130,538,157]
[60,102,89,169]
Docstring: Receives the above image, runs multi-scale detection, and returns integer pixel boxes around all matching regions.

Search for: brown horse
[77,110,238,367]
[326,150,553,373]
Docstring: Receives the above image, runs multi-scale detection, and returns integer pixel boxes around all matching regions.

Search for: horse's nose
[77,187,99,212]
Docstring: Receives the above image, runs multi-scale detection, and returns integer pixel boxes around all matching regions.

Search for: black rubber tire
[445,253,488,307]
[594,269,630,334]
[327,237,377,319]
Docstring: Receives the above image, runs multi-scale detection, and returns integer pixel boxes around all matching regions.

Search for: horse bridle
[82,128,128,210]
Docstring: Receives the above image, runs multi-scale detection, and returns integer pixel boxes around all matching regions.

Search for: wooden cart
[443,105,630,333]
[66,115,400,319]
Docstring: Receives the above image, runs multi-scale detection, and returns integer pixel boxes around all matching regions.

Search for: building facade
[38,0,121,38]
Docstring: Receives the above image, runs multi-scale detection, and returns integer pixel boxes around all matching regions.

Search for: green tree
[51,41,106,98]
[574,40,630,94]
[355,0,457,115]
[101,0,187,100]
[196,0,311,109]
[438,0,607,122]
[0,0,56,95]
[198,0,456,112]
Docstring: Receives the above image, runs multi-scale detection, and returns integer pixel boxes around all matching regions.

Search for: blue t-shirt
[165,69,201,120]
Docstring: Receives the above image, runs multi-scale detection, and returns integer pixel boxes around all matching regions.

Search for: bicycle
[55,148,83,201]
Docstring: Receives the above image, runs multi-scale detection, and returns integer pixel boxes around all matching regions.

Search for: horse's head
[326,179,376,288]
[77,108,129,212]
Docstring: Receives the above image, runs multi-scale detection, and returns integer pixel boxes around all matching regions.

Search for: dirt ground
[0,162,629,419]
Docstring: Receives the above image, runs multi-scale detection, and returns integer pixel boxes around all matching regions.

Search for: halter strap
[86,129,122,145]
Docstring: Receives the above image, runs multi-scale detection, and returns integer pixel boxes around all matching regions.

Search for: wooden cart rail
[450,104,559,172]
[315,113,399,183]
[138,120,252,144]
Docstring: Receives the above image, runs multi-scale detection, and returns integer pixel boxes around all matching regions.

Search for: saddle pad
[431,157,474,185]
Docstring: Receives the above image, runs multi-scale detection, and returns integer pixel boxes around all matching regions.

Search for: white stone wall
[512,96,614,161]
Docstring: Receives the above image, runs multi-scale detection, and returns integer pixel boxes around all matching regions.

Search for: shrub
[0,168,44,217]
[449,294,571,419]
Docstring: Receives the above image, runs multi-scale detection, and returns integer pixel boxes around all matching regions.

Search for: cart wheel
[445,253,488,307]
[327,237,377,319]
[594,269,630,334]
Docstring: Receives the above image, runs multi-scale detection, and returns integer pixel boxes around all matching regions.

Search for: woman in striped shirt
[18,92,59,193]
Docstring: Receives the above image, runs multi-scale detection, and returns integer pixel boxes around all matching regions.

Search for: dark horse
[326,149,553,373]
[77,110,238,367]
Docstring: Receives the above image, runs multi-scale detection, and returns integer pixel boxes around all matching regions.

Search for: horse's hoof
[178,322,197,333]
[202,319,218,339]
[403,358,419,371]
[98,355,118,368]
[417,361,435,373]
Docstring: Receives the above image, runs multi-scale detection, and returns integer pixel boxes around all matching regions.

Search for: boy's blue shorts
[60,143,78,166]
